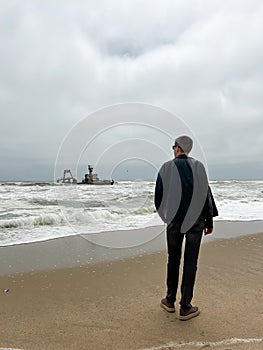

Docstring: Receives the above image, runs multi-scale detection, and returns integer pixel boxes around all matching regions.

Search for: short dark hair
[172,142,183,151]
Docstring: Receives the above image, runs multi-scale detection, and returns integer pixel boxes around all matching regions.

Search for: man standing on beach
[155,135,218,321]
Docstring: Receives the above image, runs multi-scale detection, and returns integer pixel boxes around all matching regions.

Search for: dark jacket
[154,155,218,232]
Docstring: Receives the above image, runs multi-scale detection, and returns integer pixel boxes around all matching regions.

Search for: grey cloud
[0,0,263,180]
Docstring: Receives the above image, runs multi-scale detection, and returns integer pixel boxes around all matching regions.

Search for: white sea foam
[0,348,24,350]
[142,337,263,349]
[0,180,262,246]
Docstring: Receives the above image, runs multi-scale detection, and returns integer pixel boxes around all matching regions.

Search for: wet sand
[1,220,263,275]
[0,229,262,350]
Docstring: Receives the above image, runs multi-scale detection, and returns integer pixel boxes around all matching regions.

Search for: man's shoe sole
[179,309,200,320]
[160,302,175,313]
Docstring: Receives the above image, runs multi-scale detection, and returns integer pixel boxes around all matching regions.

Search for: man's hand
[204,227,213,235]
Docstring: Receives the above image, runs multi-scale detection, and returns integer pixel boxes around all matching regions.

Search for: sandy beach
[0,228,262,350]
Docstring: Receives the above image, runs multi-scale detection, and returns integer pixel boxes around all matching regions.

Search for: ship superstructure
[80,165,114,185]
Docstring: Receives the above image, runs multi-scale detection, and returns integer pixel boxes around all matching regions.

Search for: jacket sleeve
[210,186,218,217]
[154,172,163,211]
[203,186,218,228]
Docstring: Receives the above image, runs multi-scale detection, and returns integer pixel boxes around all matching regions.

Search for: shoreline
[0,231,262,349]
[1,220,263,275]
[2,219,263,248]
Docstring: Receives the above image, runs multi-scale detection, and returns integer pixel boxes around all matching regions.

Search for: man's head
[172,135,193,155]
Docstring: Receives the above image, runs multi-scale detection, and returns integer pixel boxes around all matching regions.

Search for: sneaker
[179,306,200,321]
[160,298,175,313]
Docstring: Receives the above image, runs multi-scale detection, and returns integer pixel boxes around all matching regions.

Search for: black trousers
[166,220,204,309]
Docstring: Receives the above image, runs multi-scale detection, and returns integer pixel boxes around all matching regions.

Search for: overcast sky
[1,0,263,181]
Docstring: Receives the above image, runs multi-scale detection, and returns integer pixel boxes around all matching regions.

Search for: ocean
[0,180,263,247]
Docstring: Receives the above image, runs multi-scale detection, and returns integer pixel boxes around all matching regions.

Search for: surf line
[0,348,24,350]
[142,337,263,350]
